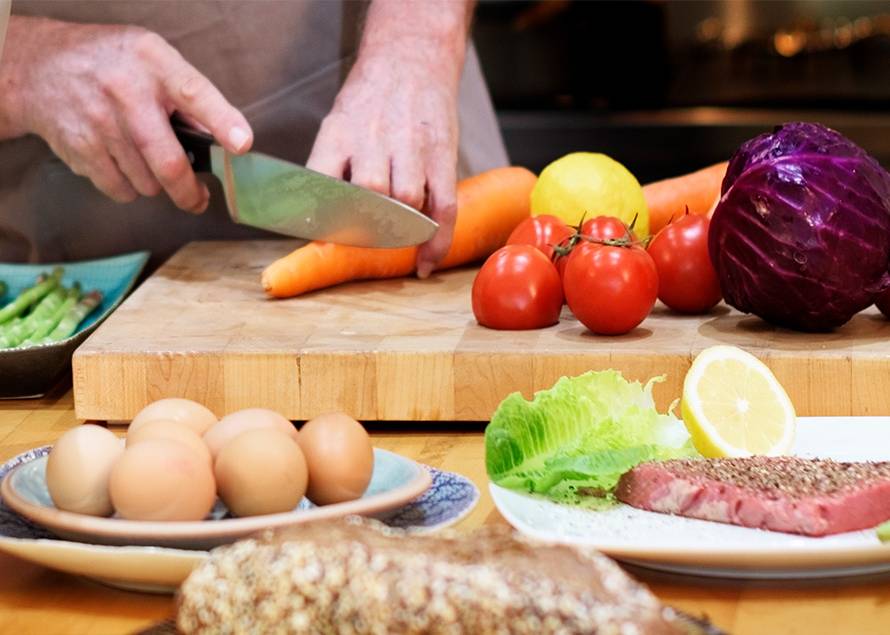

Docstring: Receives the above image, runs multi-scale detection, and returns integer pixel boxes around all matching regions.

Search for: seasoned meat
[616,456,890,536]
[176,517,706,634]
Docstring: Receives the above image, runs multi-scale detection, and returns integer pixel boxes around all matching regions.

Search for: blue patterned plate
[0,446,479,593]
[0,252,149,398]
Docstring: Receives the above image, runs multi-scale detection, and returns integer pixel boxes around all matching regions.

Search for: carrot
[643,161,728,235]
[262,166,537,298]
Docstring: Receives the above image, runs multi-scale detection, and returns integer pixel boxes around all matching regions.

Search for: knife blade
[173,121,438,248]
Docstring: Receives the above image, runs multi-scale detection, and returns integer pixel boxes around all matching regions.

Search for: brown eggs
[109,439,216,521]
[203,408,298,459]
[298,412,374,505]
[126,419,212,465]
[214,428,308,517]
[130,398,218,437]
[45,424,124,516]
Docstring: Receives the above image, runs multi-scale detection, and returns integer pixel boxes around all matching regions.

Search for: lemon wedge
[681,345,796,458]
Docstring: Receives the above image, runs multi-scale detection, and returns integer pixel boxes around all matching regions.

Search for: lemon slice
[681,345,796,458]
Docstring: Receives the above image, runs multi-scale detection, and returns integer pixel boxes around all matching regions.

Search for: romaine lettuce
[485,370,698,506]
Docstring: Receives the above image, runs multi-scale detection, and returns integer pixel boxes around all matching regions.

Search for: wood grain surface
[2,389,890,634]
[73,240,890,423]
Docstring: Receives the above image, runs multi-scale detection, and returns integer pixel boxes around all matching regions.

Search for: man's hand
[307,1,473,278]
[0,16,252,212]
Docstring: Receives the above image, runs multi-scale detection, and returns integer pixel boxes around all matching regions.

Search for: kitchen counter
[1,386,889,634]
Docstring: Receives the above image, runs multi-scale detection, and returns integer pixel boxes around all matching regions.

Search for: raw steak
[616,456,890,536]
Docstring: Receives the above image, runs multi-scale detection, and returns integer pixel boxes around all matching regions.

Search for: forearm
[359,0,475,88]
[0,15,40,140]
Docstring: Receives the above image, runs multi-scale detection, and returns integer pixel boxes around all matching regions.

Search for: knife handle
[171,115,213,173]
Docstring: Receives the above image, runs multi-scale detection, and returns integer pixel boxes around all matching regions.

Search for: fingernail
[416,262,432,279]
[228,126,250,152]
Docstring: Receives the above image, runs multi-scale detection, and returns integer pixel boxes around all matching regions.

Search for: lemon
[531,152,649,237]
[681,345,796,458]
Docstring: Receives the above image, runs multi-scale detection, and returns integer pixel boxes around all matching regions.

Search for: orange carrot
[262,166,537,298]
[643,161,728,235]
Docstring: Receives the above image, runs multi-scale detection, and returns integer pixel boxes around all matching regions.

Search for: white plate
[490,416,890,579]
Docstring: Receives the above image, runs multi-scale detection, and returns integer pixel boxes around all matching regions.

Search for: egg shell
[129,398,218,437]
[126,419,212,465]
[45,424,124,517]
[203,408,298,460]
[297,412,374,506]
[109,439,216,521]
[214,428,308,517]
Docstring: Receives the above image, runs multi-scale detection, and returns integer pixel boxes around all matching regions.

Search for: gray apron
[1,1,508,269]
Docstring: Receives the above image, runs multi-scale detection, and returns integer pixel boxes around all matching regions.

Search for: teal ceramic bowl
[0,252,149,398]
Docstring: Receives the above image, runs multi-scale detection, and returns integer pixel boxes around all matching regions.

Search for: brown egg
[129,398,218,437]
[109,439,216,521]
[126,419,212,465]
[297,412,374,506]
[203,408,298,459]
[214,428,308,517]
[46,424,124,516]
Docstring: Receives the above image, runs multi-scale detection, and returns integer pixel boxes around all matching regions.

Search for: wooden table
[2,387,889,635]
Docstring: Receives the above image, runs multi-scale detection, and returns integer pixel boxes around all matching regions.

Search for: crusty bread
[176,517,697,634]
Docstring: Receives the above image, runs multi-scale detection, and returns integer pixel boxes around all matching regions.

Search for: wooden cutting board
[73,240,890,422]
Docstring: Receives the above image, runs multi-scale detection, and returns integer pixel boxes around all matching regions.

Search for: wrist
[359,0,473,88]
[0,15,56,139]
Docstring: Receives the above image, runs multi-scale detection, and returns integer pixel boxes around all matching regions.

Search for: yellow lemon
[530,152,649,238]
[681,345,796,458]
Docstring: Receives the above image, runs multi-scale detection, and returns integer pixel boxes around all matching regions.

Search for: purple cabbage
[709,122,890,331]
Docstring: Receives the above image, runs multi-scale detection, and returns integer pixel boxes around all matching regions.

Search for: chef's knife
[172,120,438,248]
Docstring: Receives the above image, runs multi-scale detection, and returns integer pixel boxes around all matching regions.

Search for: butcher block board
[73,240,890,422]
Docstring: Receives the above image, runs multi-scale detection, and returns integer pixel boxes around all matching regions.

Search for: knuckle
[131,30,168,62]
[155,154,191,184]
[393,186,424,209]
[356,175,389,195]
[176,73,212,102]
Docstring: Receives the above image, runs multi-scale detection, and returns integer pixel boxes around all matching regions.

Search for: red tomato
[506,215,573,260]
[563,242,658,335]
[580,216,637,243]
[472,245,563,330]
[646,214,722,313]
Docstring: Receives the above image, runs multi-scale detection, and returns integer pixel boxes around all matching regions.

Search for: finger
[127,105,210,213]
[389,153,426,210]
[157,50,253,154]
[85,152,139,204]
[349,152,391,197]
[306,117,350,178]
[416,167,457,279]
[107,123,162,197]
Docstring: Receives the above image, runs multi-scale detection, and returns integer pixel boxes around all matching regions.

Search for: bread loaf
[176,517,703,634]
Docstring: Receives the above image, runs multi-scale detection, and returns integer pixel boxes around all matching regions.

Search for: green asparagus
[42,290,102,343]
[21,284,81,346]
[0,268,62,326]
[0,286,67,348]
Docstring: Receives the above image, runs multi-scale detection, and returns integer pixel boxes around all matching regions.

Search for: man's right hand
[0,16,252,213]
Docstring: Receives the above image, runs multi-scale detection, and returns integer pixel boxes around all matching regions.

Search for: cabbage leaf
[485,370,698,506]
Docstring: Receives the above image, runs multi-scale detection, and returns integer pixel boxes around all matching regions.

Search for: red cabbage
[709,122,890,331]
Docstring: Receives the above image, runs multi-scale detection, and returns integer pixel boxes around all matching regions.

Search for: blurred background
[472,0,890,181]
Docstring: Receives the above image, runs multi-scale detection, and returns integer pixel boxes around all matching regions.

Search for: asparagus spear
[42,290,102,343]
[20,284,82,346]
[0,268,63,326]
[0,285,67,348]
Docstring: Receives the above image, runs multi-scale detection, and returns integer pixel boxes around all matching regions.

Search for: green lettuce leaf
[485,370,698,506]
